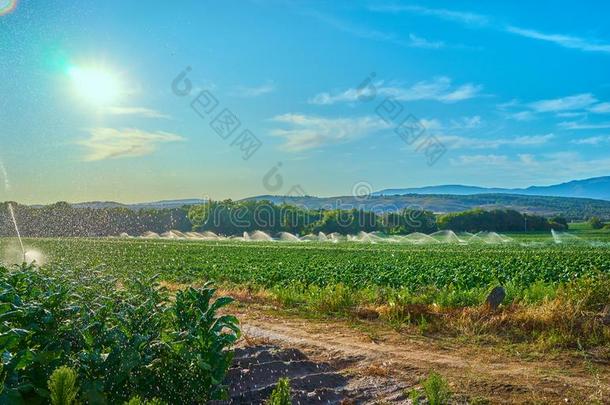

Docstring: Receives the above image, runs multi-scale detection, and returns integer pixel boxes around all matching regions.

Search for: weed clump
[422,371,452,405]
[267,377,291,405]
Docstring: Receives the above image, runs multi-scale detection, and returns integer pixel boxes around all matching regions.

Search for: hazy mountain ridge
[13,177,610,219]
[374,176,610,201]
[245,193,610,220]
[68,199,207,210]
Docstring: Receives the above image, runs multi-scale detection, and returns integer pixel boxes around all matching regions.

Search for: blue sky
[2,0,610,204]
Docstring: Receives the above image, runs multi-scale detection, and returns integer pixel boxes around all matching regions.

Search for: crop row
[14,238,610,290]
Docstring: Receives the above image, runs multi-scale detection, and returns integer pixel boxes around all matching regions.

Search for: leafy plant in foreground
[0,265,240,404]
[157,283,240,403]
[48,366,79,405]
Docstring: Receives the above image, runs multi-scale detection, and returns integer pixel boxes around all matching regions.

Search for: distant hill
[71,199,207,210]
[17,176,610,220]
[244,193,610,220]
[374,176,610,201]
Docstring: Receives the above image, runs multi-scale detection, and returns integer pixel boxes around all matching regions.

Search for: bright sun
[68,65,121,106]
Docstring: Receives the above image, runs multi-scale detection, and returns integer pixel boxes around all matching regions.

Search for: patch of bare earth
[222,304,609,404]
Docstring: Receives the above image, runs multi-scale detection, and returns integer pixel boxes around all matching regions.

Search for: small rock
[485,286,505,310]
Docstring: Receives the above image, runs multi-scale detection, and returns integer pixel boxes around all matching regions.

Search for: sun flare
[68,65,122,106]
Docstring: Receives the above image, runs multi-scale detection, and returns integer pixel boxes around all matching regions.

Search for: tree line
[187,200,438,235]
[0,200,569,237]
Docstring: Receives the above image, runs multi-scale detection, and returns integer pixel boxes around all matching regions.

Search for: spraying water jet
[8,203,26,262]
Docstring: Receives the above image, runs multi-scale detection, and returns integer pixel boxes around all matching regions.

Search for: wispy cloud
[451,151,610,179]
[506,26,610,54]
[450,154,508,166]
[371,4,610,55]
[499,93,610,120]
[270,114,389,151]
[370,4,489,26]
[438,133,554,150]
[304,9,470,50]
[418,116,482,132]
[510,111,537,121]
[555,111,587,118]
[230,81,276,97]
[559,121,610,130]
[104,106,171,119]
[407,33,445,49]
[310,76,482,105]
[450,115,482,129]
[590,102,610,114]
[571,135,610,145]
[528,93,598,112]
[79,128,185,161]
[305,10,396,42]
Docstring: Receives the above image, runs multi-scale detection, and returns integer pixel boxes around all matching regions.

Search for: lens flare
[0,0,18,16]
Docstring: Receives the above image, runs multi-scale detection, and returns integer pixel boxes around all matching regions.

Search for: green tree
[589,216,604,229]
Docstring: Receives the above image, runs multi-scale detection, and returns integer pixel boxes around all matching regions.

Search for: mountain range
[66,199,207,210]
[374,176,610,201]
[19,176,610,219]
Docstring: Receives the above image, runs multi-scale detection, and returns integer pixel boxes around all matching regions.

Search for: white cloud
[306,10,469,50]
[370,4,489,26]
[104,106,171,119]
[310,76,482,105]
[506,26,610,54]
[307,10,396,42]
[518,154,536,165]
[510,111,536,121]
[555,111,587,118]
[438,133,554,150]
[528,93,597,113]
[79,128,185,161]
[450,115,482,129]
[418,116,482,132]
[558,121,610,130]
[501,94,610,120]
[590,102,610,114]
[570,135,610,145]
[407,33,445,49]
[450,154,508,166]
[451,151,610,179]
[230,82,276,97]
[419,118,443,131]
[269,114,389,151]
[370,6,610,55]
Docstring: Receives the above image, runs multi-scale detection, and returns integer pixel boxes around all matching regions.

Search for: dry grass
[362,363,392,377]
[175,273,610,353]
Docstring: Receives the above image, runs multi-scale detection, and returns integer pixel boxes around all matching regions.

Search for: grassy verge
[203,273,610,355]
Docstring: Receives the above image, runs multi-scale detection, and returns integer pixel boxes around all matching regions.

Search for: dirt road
[229,305,609,404]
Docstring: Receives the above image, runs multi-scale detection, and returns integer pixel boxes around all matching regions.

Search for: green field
[3,236,610,403]
[6,236,609,296]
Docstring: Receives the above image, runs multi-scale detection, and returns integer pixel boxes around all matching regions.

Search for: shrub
[588,216,604,229]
